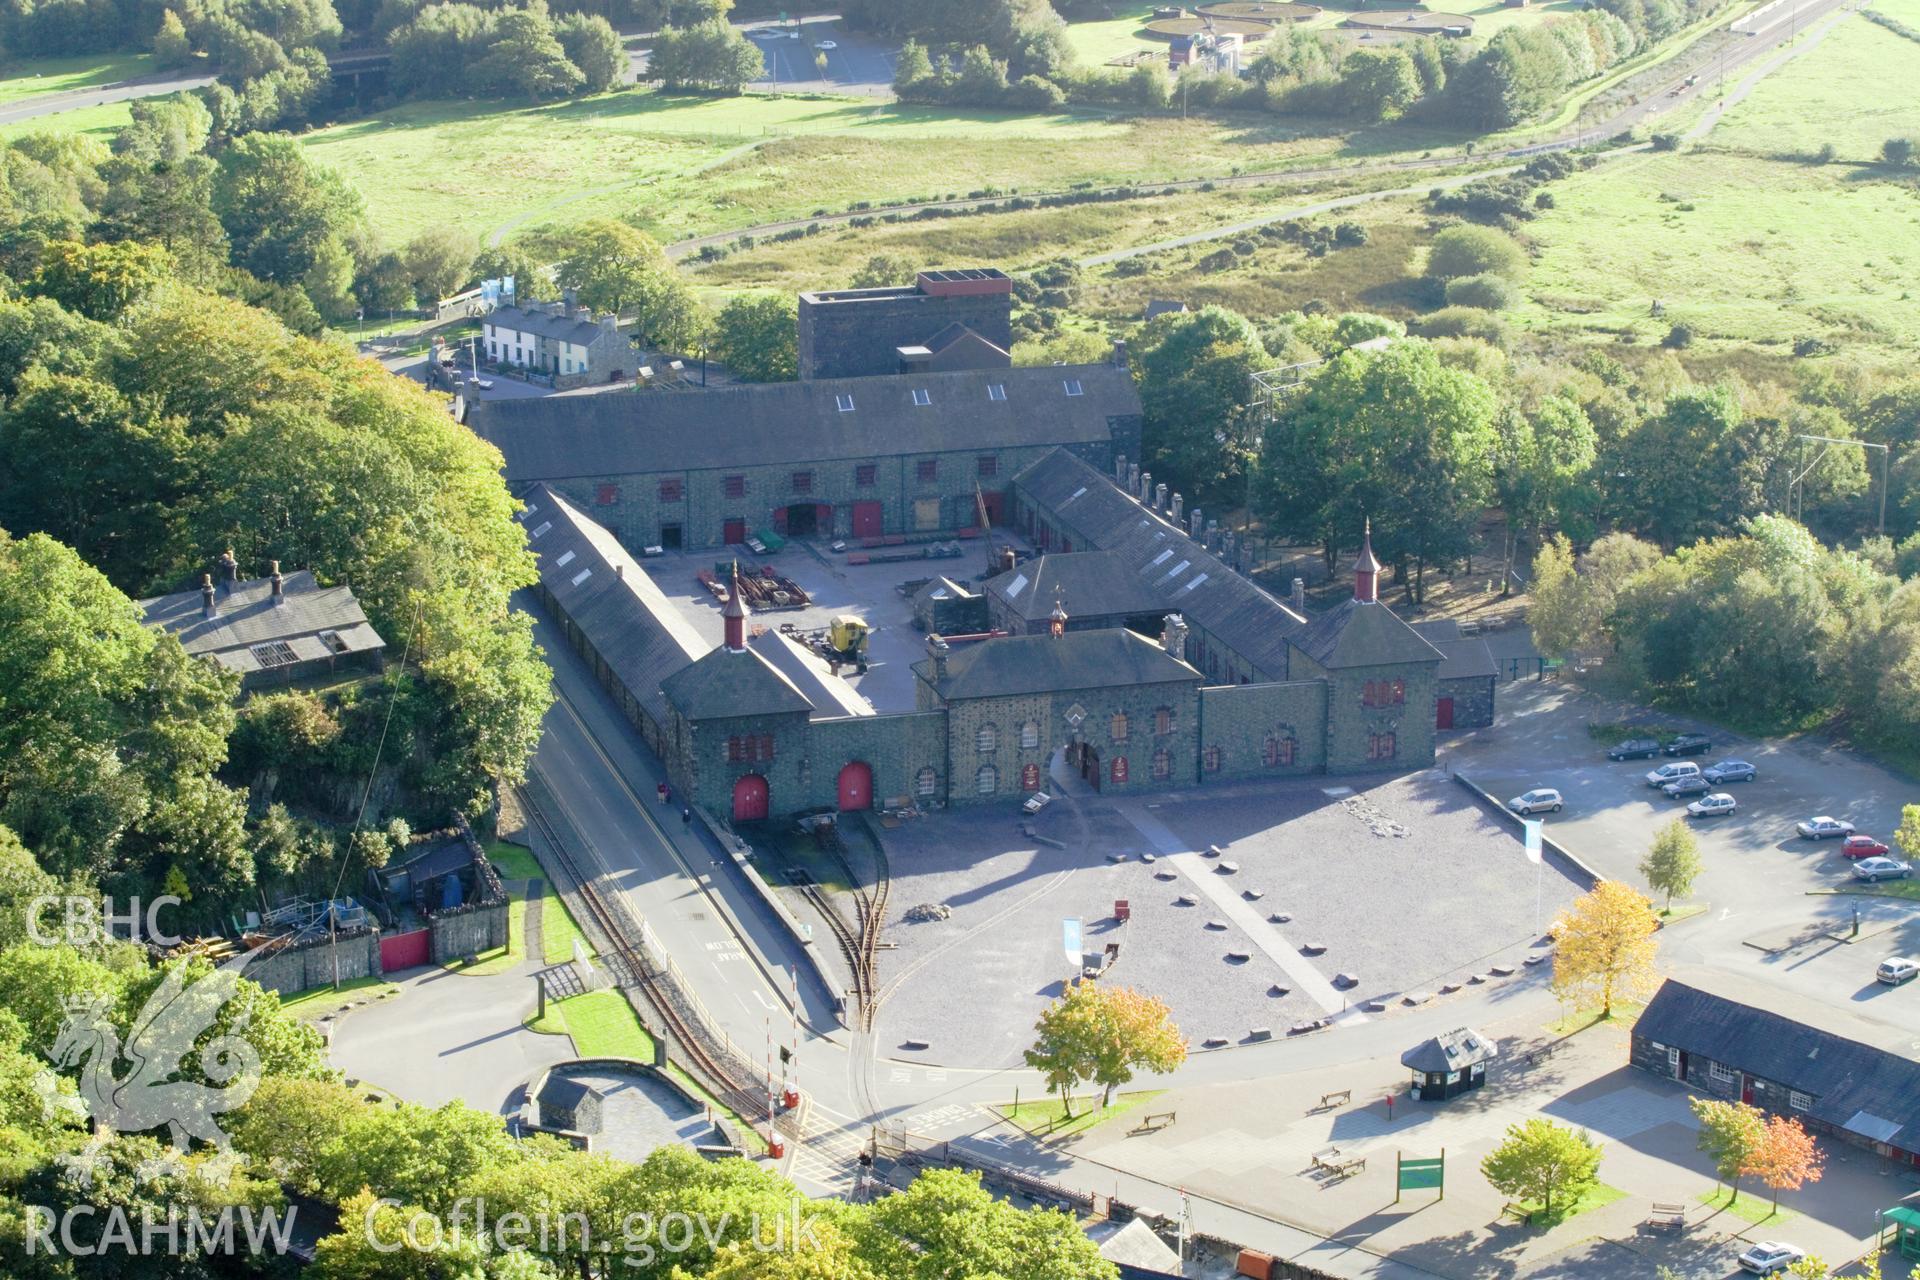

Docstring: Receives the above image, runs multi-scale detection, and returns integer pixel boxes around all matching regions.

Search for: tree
[1639,818,1701,912]
[647,19,763,92]
[1882,136,1916,167]
[1746,1114,1823,1212]
[1494,395,1596,590]
[1692,1097,1764,1204]
[402,226,476,304]
[1024,982,1102,1117]
[213,131,364,289]
[96,95,228,282]
[1479,1118,1603,1218]
[555,11,626,93]
[856,1167,1117,1280]
[472,4,586,100]
[1895,803,1920,860]
[1338,47,1420,121]
[1614,384,1790,549]
[472,242,555,301]
[552,218,674,315]
[1426,224,1527,285]
[892,38,937,97]
[1549,880,1659,1018]
[152,10,193,67]
[0,822,62,951]
[1526,531,1660,662]
[1090,986,1186,1106]
[710,293,797,382]
[1023,982,1186,1116]
[1133,305,1269,510]
[31,238,176,320]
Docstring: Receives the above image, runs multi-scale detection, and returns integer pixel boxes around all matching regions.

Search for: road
[0,68,214,127]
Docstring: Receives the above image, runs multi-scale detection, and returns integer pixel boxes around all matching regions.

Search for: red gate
[837,761,872,811]
[732,774,769,822]
[722,518,746,544]
[380,928,431,972]
[851,501,883,538]
[1436,696,1454,730]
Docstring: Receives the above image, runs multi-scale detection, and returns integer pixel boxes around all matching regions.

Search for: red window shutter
[595,483,619,505]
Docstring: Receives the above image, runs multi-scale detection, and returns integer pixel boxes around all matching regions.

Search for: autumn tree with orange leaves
[1746,1114,1824,1213]
[1550,880,1660,1019]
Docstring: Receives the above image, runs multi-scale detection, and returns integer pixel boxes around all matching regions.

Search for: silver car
[1686,792,1736,817]
[1797,816,1855,839]
[1853,857,1911,883]
[1704,759,1756,784]
[1507,788,1564,816]
[1737,1241,1804,1275]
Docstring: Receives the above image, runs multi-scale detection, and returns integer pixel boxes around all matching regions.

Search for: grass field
[0,99,131,141]
[1509,1182,1626,1229]
[488,841,594,965]
[998,1089,1165,1139]
[0,53,153,104]
[279,976,400,1021]
[1708,8,1920,160]
[1063,6,1161,64]
[1519,149,1920,356]
[1699,1186,1794,1226]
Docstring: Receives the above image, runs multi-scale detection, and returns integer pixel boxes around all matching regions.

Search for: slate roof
[1435,638,1497,680]
[985,552,1167,623]
[521,484,706,730]
[399,837,475,884]
[1011,450,1305,680]
[1637,979,1920,1150]
[748,630,872,718]
[662,645,815,721]
[1290,597,1446,671]
[141,571,385,676]
[913,629,1199,701]
[1401,1027,1498,1074]
[1143,299,1189,320]
[471,362,1138,482]
[484,305,615,347]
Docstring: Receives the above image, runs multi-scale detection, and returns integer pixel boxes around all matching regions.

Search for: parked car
[1877,957,1920,986]
[1507,788,1564,816]
[1687,792,1736,818]
[1608,738,1662,761]
[816,39,837,48]
[1022,792,1051,815]
[1797,816,1856,839]
[1645,761,1701,787]
[1852,857,1911,883]
[1663,733,1713,756]
[1662,775,1711,798]
[1841,835,1891,860]
[1737,1242,1805,1275]
[1703,759,1757,784]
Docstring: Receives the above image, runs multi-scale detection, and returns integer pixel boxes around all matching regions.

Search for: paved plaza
[545,1065,714,1162]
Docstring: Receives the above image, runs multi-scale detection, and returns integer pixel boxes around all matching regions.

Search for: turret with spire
[723,561,749,651]
[1048,593,1069,639]
[1354,519,1381,604]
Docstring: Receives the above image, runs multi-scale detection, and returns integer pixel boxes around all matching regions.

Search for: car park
[1797,816,1856,839]
[1645,761,1701,787]
[1608,738,1661,761]
[1703,759,1757,784]
[1737,1242,1805,1275]
[1507,788,1564,816]
[1841,835,1891,860]
[1663,733,1712,756]
[1662,775,1711,798]
[1852,857,1911,883]
[1877,957,1920,986]
[1686,792,1736,818]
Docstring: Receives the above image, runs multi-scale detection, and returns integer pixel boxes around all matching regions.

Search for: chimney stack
[723,561,749,652]
[200,574,216,619]
[270,560,284,604]
[1206,518,1219,550]
[1171,492,1184,525]
[1111,338,1129,369]
[1154,482,1168,514]
[1139,471,1152,503]
[1127,463,1140,495]
[1223,530,1236,566]
[1160,612,1189,660]
[1114,454,1128,485]
[1291,577,1306,615]
[218,548,239,594]
[926,633,950,682]
[1354,519,1382,603]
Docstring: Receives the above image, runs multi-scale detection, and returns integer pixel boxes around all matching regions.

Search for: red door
[851,501,883,538]
[723,518,746,544]
[732,774,769,822]
[1021,763,1041,791]
[1436,697,1454,730]
[836,762,872,811]
[380,928,431,972]
[1741,1074,1754,1105]
[772,506,787,534]
[980,491,1005,525]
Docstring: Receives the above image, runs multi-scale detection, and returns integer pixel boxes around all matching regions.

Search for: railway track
[517,775,771,1132]
[805,817,892,1032]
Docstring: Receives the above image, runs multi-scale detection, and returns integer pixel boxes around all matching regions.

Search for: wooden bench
[1310,1089,1352,1113]
[1310,1145,1366,1179]
[1647,1202,1686,1232]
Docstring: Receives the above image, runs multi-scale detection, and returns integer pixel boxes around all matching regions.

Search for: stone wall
[942,681,1202,805]
[1292,651,1438,774]
[243,928,381,996]
[1196,681,1329,781]
[668,707,813,820]
[430,899,510,962]
[1438,674,1495,731]
[805,711,950,810]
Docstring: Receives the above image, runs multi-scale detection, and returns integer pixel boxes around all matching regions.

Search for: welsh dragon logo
[44,956,263,1187]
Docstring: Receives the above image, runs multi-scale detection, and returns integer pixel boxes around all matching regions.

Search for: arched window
[1152,749,1171,780]
[1153,706,1173,736]
[915,766,937,797]
[1368,731,1398,761]
[1110,711,1129,743]
[976,724,997,754]
[1203,745,1223,773]
[1110,755,1128,785]
[976,763,999,794]
[1019,720,1041,749]
[1263,733,1297,768]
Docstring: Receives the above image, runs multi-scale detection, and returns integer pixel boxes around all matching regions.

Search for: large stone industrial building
[500,268,1496,827]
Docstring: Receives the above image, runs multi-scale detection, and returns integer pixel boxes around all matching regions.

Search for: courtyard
[862,768,1583,1069]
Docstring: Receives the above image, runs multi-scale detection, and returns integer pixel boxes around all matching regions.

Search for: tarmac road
[0,69,215,127]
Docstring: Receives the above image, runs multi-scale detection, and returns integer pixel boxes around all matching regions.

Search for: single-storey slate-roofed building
[471,357,1141,551]
[983,551,1168,637]
[1402,1027,1497,1101]
[1632,977,1920,1166]
[140,554,385,690]
[1410,620,1497,731]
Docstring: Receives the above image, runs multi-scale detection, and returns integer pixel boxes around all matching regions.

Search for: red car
[1842,835,1891,860]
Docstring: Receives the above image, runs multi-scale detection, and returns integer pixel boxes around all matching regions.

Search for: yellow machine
[824,615,870,674]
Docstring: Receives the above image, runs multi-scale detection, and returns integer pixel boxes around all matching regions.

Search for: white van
[1646,761,1701,787]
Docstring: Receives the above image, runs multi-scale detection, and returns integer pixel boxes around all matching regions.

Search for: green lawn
[278,976,400,1021]
[1062,6,1160,64]
[1823,879,1920,901]
[1545,1001,1644,1036]
[0,98,132,141]
[0,53,154,105]
[1509,1181,1626,1229]
[998,1090,1165,1140]
[1658,903,1709,926]
[1699,1186,1795,1226]
[1521,149,1920,356]
[1709,9,1920,161]
[486,841,594,965]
